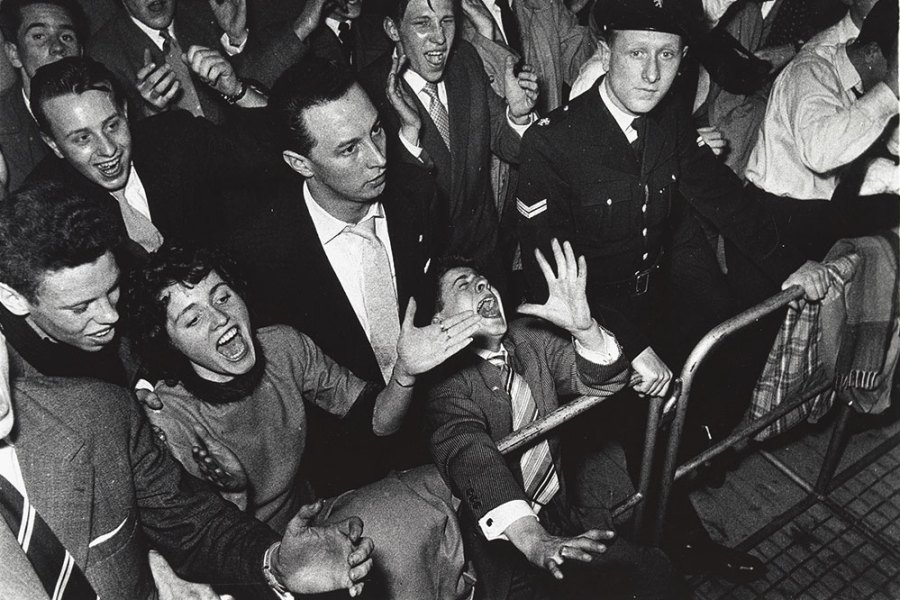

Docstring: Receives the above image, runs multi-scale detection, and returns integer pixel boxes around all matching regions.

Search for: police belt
[593,258,662,298]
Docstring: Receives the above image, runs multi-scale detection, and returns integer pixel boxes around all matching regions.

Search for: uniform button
[486,518,493,527]
[642,228,648,236]
[643,252,649,260]
[607,198,613,206]
[642,204,647,213]
[671,174,677,181]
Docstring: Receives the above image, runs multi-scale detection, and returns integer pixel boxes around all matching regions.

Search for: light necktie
[489,356,560,511]
[337,21,354,67]
[114,195,163,253]
[158,29,204,117]
[346,217,400,384]
[0,475,99,600]
[493,0,523,55]
[421,82,451,151]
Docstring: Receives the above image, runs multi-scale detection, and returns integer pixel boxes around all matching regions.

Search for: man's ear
[39,129,64,159]
[0,282,32,317]
[3,41,22,69]
[384,16,401,43]
[282,150,315,178]
[598,38,611,72]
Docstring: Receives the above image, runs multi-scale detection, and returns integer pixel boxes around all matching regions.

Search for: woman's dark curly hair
[122,244,249,379]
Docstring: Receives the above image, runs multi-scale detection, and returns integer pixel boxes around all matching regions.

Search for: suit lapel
[116,13,164,79]
[473,357,514,436]
[407,78,453,171]
[443,57,470,197]
[13,388,94,570]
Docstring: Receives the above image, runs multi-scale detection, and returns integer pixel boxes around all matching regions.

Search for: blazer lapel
[639,107,672,178]
[443,57,470,197]
[406,78,452,173]
[474,357,514,436]
[13,391,94,570]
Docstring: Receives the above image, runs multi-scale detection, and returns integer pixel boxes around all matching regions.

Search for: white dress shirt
[745,43,898,200]
[475,330,621,541]
[599,78,640,143]
[303,183,397,341]
[0,442,28,500]
[122,165,153,222]
[129,14,246,56]
[481,0,511,45]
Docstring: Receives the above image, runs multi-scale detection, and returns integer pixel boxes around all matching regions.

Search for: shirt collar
[473,344,508,363]
[834,43,863,94]
[599,77,638,136]
[402,66,432,95]
[303,181,385,245]
[325,16,348,37]
[481,0,498,9]
[20,86,35,120]
[129,14,175,51]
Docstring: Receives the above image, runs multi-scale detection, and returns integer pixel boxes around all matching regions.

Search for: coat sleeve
[425,371,529,522]
[122,388,280,589]
[673,100,806,283]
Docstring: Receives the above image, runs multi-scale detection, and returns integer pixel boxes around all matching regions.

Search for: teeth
[217,327,237,347]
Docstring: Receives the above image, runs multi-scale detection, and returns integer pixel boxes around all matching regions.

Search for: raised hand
[208,0,247,45]
[293,0,332,41]
[504,56,538,123]
[185,45,240,96]
[191,422,248,494]
[136,47,180,112]
[386,52,422,144]
[394,298,480,382]
[272,501,375,597]
[518,239,591,334]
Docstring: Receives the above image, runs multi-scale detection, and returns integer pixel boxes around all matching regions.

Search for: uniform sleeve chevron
[516,198,548,219]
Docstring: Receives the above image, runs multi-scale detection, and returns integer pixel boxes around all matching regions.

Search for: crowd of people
[0,0,896,597]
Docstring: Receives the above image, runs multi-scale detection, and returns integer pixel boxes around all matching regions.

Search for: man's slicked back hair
[30,56,125,134]
[0,0,87,45]
[0,181,124,302]
[269,56,358,157]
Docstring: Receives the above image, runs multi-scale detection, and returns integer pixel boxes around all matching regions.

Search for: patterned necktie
[158,29,205,117]
[0,475,99,600]
[493,0,523,55]
[489,356,560,512]
[421,82,451,151]
[337,21,354,67]
[346,217,400,384]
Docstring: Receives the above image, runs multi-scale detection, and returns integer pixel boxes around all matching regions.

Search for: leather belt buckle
[634,271,650,296]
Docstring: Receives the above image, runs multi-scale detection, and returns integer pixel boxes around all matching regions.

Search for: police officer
[515,0,832,581]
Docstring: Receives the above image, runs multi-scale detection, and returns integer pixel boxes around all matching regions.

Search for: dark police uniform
[516,79,803,361]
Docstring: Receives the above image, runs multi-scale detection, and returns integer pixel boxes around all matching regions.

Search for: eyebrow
[60,273,120,310]
[24,22,76,34]
[452,273,470,287]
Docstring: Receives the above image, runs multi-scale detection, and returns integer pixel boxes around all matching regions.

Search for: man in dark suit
[0,184,375,600]
[516,0,833,579]
[425,240,685,600]
[226,57,439,496]
[306,0,392,71]
[86,0,305,121]
[26,57,275,257]
[0,0,85,192]
[360,0,538,284]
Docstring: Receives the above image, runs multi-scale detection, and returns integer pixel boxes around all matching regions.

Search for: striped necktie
[422,82,451,151]
[489,356,560,512]
[0,475,98,600]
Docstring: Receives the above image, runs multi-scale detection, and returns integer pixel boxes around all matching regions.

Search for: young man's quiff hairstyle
[0,0,87,45]
[29,56,125,134]
[269,57,358,157]
[0,181,124,302]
